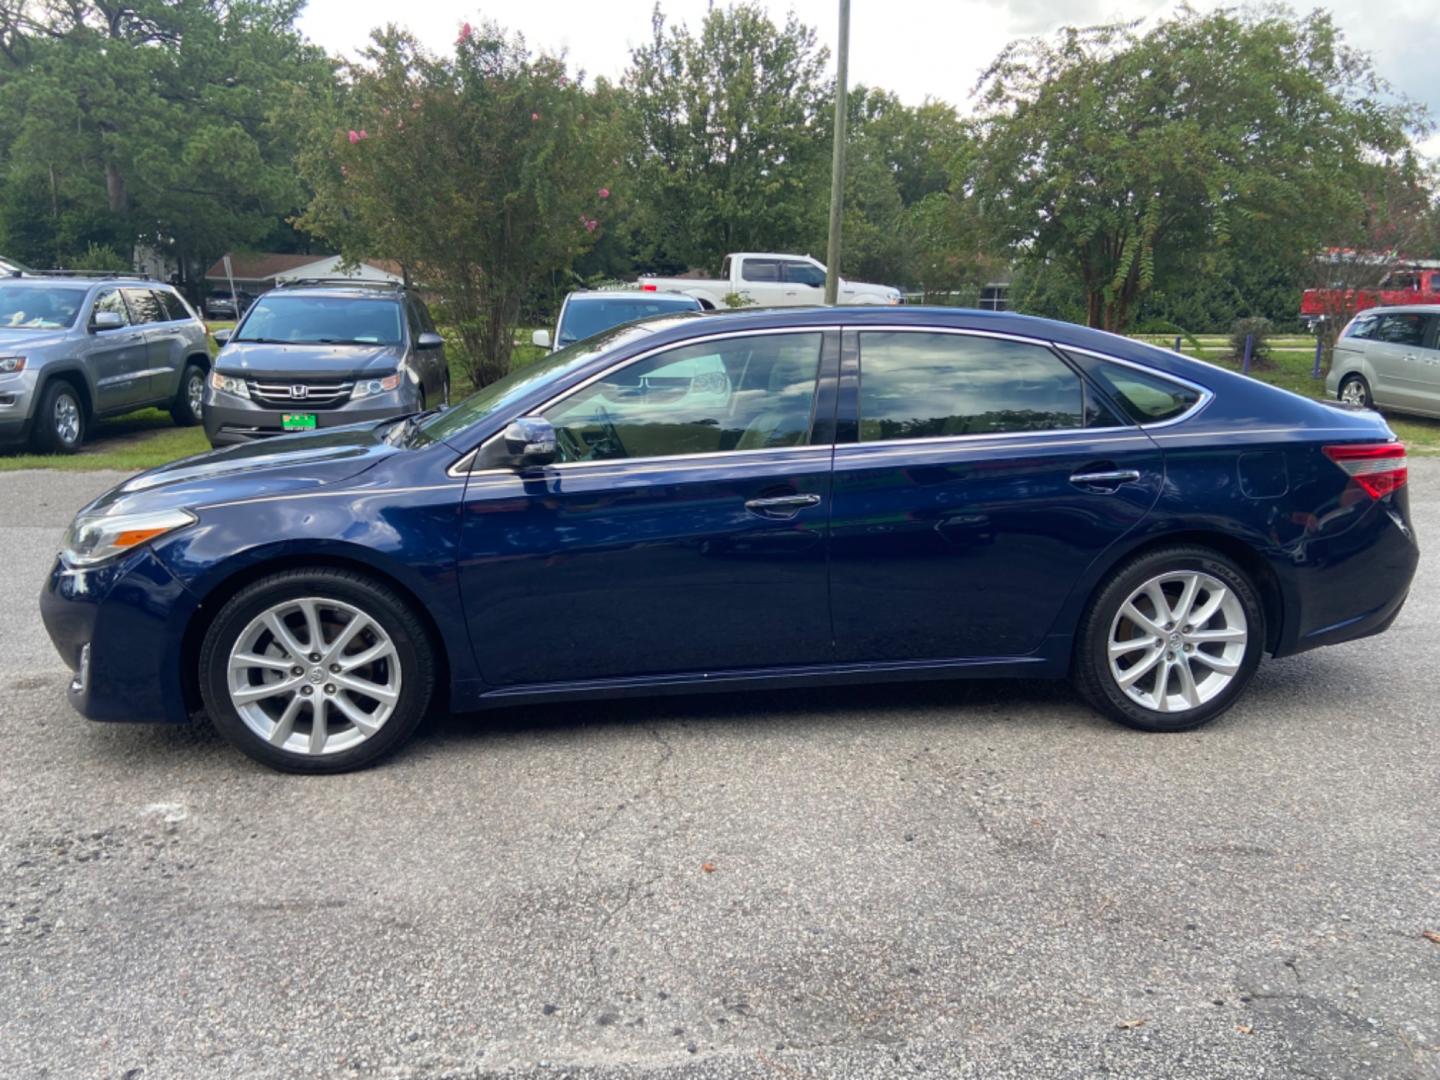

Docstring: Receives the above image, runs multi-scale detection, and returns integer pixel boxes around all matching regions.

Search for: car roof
[1350,304,1440,316]
[264,285,405,300]
[5,275,165,290]
[566,290,699,303]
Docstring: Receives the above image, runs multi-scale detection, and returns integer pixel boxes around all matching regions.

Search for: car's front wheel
[31,380,86,453]
[1338,374,1372,409]
[1074,546,1264,732]
[199,569,436,773]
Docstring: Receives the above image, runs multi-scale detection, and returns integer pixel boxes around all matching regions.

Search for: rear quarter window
[1064,351,1202,424]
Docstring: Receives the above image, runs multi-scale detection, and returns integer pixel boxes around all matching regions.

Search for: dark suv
[203,280,449,446]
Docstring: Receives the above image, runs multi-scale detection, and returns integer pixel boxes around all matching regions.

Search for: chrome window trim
[449,325,839,477]
[1055,343,1215,429]
[833,430,1152,459]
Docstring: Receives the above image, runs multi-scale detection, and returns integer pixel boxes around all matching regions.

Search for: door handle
[744,493,821,518]
[1070,469,1141,489]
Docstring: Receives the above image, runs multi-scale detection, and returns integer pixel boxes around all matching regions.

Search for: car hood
[0,327,70,351]
[215,341,404,379]
[76,422,400,521]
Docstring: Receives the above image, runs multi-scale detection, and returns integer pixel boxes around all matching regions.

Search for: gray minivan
[1325,305,1440,418]
[0,273,212,452]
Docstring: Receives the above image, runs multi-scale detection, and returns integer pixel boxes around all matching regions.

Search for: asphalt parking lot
[1,466,1437,1080]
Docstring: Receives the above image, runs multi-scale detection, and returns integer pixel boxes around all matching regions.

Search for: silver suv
[0,273,212,452]
[1325,304,1440,418]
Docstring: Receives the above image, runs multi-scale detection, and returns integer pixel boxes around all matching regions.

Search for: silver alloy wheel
[53,392,81,445]
[1339,379,1368,406]
[187,371,205,417]
[226,597,401,755]
[1107,570,1247,714]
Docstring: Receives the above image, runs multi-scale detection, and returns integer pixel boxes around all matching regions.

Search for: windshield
[417,322,656,446]
[234,295,403,346]
[558,296,699,345]
[0,285,86,330]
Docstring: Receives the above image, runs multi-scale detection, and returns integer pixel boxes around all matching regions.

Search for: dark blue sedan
[41,308,1418,772]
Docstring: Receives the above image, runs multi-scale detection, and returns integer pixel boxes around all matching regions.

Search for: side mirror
[92,311,124,331]
[211,327,232,345]
[501,416,557,467]
[531,329,552,349]
[416,331,444,350]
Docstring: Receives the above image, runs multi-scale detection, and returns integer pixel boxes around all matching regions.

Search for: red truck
[1300,265,1440,329]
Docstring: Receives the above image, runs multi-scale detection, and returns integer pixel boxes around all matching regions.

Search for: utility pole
[823,0,850,306]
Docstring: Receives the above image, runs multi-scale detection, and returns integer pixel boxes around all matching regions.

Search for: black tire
[199,569,436,773]
[170,362,206,427]
[30,379,86,453]
[1338,374,1372,409]
[1073,545,1265,733]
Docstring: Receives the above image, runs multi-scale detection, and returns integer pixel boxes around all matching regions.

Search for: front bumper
[0,372,37,443]
[203,391,415,446]
[39,548,198,724]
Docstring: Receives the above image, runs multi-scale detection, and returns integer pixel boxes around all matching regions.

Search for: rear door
[87,288,152,412]
[827,328,1167,662]
[130,288,187,402]
[457,328,839,687]
[1365,312,1434,412]
[735,258,789,307]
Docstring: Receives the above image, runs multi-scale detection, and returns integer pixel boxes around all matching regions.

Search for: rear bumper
[39,549,197,724]
[1272,496,1419,658]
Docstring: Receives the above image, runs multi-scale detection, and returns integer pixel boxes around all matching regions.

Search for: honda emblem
[290,384,308,399]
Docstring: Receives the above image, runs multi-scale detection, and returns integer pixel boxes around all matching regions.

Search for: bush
[1230,317,1273,366]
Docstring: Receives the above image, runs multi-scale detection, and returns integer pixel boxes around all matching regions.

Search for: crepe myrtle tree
[297,21,618,387]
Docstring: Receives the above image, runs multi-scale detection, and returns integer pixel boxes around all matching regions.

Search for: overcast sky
[297,0,1439,157]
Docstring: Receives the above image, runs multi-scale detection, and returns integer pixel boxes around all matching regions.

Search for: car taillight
[640,282,657,292]
[1323,442,1408,499]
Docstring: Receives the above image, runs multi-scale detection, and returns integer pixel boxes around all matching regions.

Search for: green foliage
[623,3,830,272]
[1229,317,1274,365]
[69,243,130,272]
[0,0,330,289]
[972,7,1427,332]
[296,22,621,387]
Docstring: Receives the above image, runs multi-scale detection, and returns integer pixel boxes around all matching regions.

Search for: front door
[458,328,838,687]
[88,288,152,412]
[827,329,1166,662]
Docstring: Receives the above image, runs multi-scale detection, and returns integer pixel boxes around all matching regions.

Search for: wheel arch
[177,550,452,715]
[35,364,95,418]
[1076,529,1286,657]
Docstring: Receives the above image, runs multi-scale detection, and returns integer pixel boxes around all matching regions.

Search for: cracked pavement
[0,466,1437,1079]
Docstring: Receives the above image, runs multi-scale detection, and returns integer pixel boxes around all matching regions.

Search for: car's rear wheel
[1338,374,1371,409]
[31,380,86,453]
[170,362,206,427]
[1074,546,1264,732]
[199,569,435,773]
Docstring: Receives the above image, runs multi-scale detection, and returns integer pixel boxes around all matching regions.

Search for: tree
[972,7,1427,332]
[297,22,619,387]
[0,0,328,288]
[623,2,829,272]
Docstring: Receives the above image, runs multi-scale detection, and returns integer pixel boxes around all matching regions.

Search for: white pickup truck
[637,252,902,309]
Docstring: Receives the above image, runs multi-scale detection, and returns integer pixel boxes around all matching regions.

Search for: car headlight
[351,373,402,399]
[0,356,25,374]
[210,371,250,398]
[61,508,197,568]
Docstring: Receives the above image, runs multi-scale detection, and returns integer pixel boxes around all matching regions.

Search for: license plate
[281,413,317,431]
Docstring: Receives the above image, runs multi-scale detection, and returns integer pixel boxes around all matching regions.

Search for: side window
[122,288,165,324]
[414,297,437,333]
[404,297,424,338]
[156,291,192,322]
[92,289,130,327]
[544,332,822,463]
[1347,314,1379,340]
[781,261,825,288]
[858,332,1083,441]
[1420,315,1440,351]
[1373,313,1427,347]
[741,259,780,283]
[1065,352,1201,424]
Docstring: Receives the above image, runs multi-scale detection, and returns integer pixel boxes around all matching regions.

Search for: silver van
[0,273,212,452]
[1325,304,1440,417]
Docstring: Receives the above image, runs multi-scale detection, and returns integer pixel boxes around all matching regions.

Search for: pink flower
[597,187,610,199]
[457,21,472,43]
[585,218,598,233]
[531,112,540,122]
[358,129,369,140]
[347,130,360,144]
